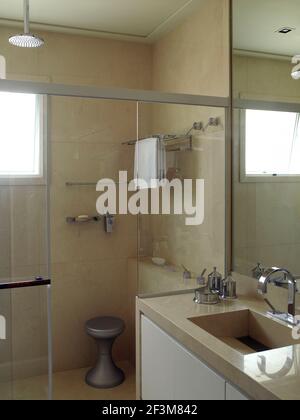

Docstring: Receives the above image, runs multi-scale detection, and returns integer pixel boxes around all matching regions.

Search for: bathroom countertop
[137,293,300,400]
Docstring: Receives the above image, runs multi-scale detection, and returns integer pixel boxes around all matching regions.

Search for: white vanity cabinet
[141,316,249,401]
[141,316,226,400]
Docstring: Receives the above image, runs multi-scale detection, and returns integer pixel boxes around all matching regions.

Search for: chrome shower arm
[24,0,30,34]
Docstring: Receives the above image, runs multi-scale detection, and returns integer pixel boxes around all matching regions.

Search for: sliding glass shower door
[0,282,51,400]
[0,92,52,400]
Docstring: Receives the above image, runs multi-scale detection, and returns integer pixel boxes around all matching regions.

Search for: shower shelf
[66,215,102,224]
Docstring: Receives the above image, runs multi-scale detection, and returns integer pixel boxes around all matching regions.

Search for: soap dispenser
[208,267,223,293]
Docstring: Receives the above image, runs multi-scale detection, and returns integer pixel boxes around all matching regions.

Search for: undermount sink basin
[189,310,300,355]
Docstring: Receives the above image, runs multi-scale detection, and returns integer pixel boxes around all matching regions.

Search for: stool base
[85,337,125,389]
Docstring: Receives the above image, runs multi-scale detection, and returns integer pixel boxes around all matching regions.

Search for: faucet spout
[257,267,297,318]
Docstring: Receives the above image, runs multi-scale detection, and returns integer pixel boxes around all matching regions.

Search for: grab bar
[0,277,51,290]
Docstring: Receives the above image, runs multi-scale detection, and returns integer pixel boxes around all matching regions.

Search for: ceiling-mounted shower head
[9,33,44,48]
[9,0,44,48]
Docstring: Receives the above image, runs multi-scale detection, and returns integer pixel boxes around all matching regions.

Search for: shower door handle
[0,277,51,290]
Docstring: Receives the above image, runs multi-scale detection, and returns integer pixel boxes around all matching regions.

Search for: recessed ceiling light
[276,27,295,34]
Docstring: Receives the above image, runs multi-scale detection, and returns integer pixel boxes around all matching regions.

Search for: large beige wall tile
[49,96,137,370]
[51,98,137,145]
[152,0,229,97]
[11,287,48,379]
[51,259,131,372]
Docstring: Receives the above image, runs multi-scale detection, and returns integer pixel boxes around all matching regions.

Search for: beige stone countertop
[137,293,300,400]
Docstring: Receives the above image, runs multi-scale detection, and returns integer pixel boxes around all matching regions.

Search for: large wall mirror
[232,0,300,278]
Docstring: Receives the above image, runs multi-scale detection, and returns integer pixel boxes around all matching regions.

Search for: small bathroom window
[0,92,46,185]
[240,109,300,182]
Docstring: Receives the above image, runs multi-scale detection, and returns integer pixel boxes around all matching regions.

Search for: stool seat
[86,316,125,339]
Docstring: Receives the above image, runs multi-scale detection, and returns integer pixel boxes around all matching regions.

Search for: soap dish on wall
[152,258,166,266]
[66,215,101,224]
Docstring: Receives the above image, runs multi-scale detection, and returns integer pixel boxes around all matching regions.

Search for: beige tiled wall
[233,55,300,276]
[153,0,230,97]
[0,26,152,88]
[50,97,138,371]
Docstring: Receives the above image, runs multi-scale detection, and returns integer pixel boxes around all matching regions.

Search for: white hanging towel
[134,137,166,189]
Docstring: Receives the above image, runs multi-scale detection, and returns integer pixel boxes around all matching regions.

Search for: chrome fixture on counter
[257,267,299,326]
[194,288,220,305]
[221,275,238,300]
[208,267,223,294]
[193,267,236,305]
[252,262,265,280]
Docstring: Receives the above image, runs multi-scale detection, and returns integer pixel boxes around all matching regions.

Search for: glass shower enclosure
[0,93,52,400]
[0,80,228,400]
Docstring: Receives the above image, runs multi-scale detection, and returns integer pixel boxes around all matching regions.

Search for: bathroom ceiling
[0,0,201,43]
[234,0,300,57]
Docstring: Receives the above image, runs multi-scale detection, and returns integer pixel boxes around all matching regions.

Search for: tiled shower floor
[1,361,136,400]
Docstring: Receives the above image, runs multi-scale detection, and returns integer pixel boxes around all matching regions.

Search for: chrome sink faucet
[258,267,298,326]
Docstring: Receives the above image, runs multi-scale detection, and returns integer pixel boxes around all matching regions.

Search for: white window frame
[0,94,47,186]
[240,109,300,183]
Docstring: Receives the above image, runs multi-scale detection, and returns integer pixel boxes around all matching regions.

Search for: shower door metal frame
[0,79,229,108]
